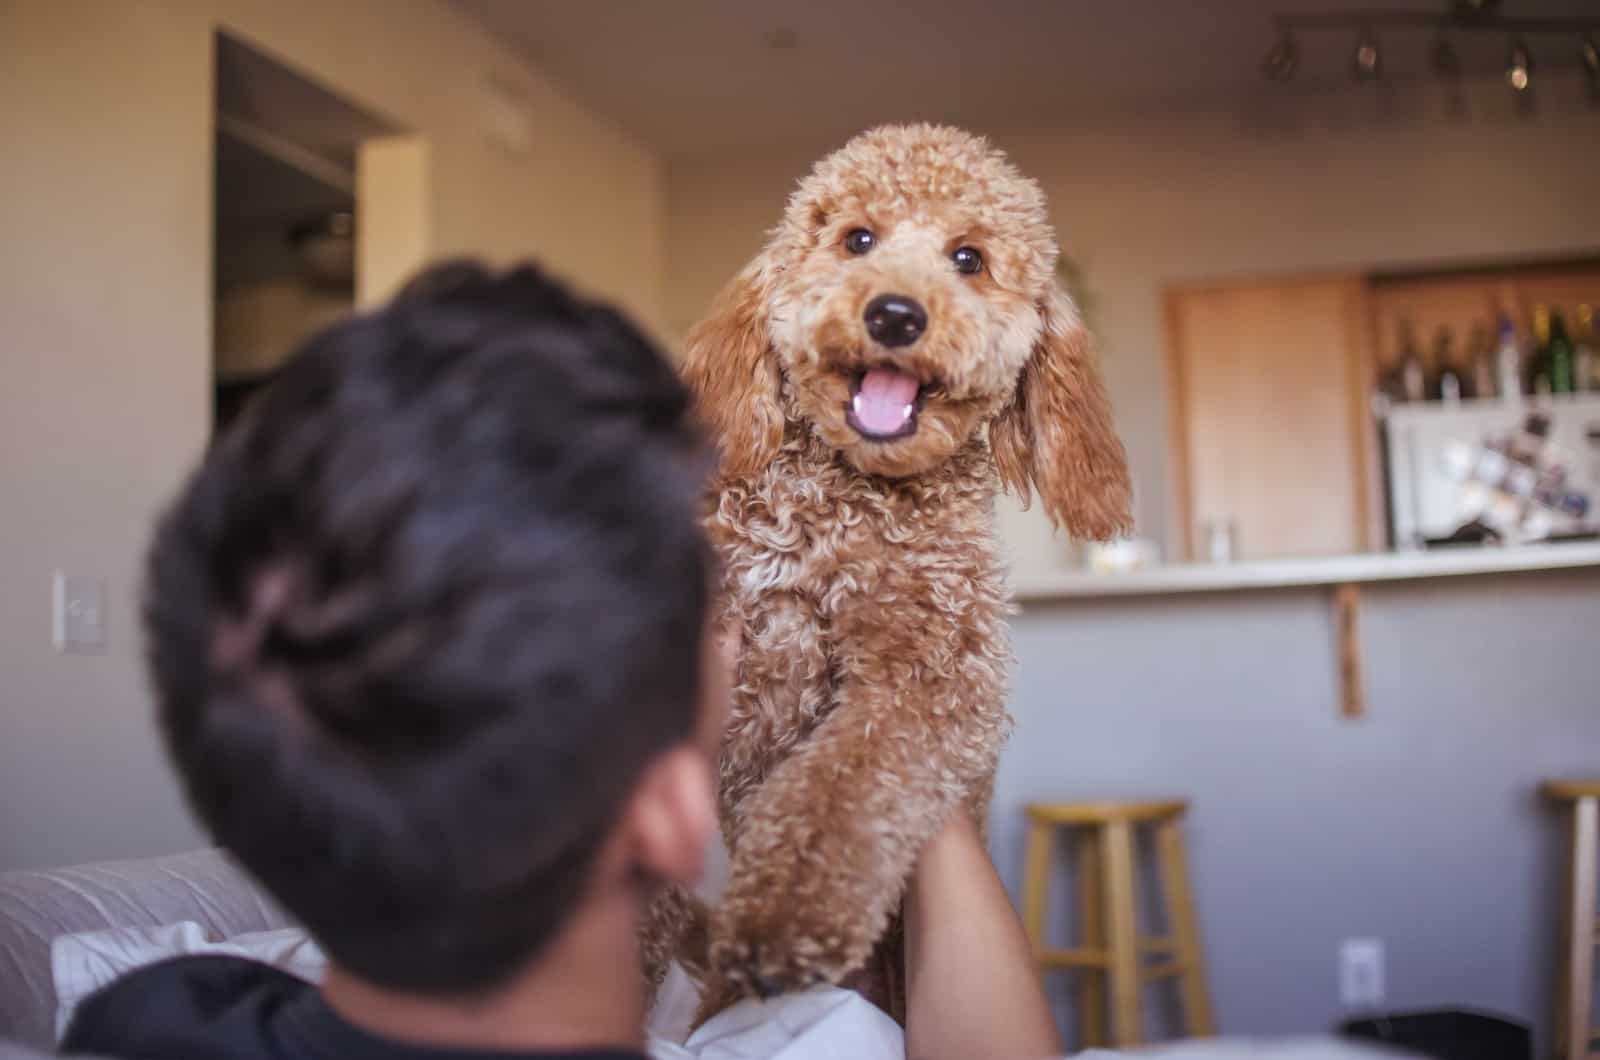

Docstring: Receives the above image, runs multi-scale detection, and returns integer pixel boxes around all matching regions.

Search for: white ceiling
[450,0,1598,156]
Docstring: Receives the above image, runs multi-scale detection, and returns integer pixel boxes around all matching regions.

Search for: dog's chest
[706,459,1012,808]
[710,470,986,617]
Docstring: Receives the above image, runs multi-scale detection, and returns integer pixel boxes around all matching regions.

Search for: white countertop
[1012,541,1600,601]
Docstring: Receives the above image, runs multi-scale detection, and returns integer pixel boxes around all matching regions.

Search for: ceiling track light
[1452,0,1501,20]
[1261,30,1299,80]
[1264,5,1600,86]
[1353,26,1383,80]
[1506,36,1533,92]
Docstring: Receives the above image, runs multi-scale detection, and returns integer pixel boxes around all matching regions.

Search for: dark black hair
[144,261,711,994]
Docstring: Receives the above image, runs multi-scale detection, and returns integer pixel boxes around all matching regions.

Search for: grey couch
[0,851,1403,1060]
[0,848,291,1051]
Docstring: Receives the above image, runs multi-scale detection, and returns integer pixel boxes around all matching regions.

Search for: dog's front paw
[707,900,867,1000]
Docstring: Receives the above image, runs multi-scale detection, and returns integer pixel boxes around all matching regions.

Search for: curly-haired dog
[654,123,1131,1023]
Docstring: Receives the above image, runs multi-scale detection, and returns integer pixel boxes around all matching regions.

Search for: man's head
[144,262,718,995]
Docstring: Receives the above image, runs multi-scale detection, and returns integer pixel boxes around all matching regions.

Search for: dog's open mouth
[846,366,930,441]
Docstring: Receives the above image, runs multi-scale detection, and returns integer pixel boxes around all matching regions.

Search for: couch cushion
[0,848,289,1048]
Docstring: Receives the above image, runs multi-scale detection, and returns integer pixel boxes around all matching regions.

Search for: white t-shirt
[649,986,902,1060]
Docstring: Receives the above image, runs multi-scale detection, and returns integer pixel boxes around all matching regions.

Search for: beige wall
[199,0,669,339]
[6,1,1597,873]
[0,0,666,870]
[664,80,1600,578]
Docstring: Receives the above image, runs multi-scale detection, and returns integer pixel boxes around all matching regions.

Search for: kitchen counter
[992,546,1600,1042]
[1012,541,1600,602]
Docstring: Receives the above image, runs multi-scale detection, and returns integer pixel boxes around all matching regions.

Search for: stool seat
[1545,779,1600,801]
[1027,799,1188,825]
[1021,798,1213,1050]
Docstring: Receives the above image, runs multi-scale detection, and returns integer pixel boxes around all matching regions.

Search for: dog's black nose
[863,294,927,348]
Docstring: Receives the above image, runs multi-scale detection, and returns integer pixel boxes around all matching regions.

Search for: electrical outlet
[53,572,107,654]
[1339,938,1385,1008]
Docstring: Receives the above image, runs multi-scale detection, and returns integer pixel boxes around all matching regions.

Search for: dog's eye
[952,246,983,275]
[844,229,876,255]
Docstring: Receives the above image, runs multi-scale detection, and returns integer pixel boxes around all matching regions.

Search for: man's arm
[904,811,1063,1060]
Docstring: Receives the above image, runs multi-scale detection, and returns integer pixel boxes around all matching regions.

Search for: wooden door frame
[356,135,431,308]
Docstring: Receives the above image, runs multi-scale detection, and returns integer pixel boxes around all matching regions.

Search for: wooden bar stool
[1021,799,1214,1049]
[1545,780,1600,1060]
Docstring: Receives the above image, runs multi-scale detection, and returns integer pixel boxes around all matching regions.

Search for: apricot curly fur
[650,124,1131,1024]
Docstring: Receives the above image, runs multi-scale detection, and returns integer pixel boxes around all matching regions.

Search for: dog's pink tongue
[854,367,919,435]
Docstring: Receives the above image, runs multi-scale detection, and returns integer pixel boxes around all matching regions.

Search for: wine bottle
[1549,308,1576,395]
[1530,304,1553,396]
[1494,314,1523,404]
[1374,363,1406,410]
[1467,323,1495,400]
[1396,318,1427,403]
[1574,304,1596,393]
[1432,326,1463,403]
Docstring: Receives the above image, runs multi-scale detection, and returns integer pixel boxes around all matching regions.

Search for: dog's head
[684,124,1130,539]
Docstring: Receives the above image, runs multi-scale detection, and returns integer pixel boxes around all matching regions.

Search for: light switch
[53,572,107,654]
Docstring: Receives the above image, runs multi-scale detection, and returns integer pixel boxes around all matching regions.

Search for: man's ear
[623,746,717,887]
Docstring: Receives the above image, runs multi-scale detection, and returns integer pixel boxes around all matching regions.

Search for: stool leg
[1556,966,1567,1060]
[1076,829,1107,1049]
[1562,796,1598,1060]
[1156,818,1216,1038]
[1021,821,1053,959]
[1102,819,1143,1047]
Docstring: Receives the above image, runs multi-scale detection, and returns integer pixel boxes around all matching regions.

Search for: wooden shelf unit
[1165,255,1600,563]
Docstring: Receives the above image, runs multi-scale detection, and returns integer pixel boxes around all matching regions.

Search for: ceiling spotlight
[1506,37,1533,92]
[1582,36,1599,80]
[1262,31,1299,80]
[1431,34,1462,78]
[1352,27,1383,80]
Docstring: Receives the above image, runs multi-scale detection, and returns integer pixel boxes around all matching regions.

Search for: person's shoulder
[60,954,311,1057]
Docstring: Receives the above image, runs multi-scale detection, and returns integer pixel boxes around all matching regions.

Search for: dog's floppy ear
[991,285,1132,540]
[681,260,784,479]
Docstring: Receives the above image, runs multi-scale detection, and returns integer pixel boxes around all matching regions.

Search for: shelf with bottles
[1374,302,1598,414]
[1368,254,1600,412]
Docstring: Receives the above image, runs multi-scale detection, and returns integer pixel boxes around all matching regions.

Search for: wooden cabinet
[1166,258,1600,563]
[1166,277,1375,561]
